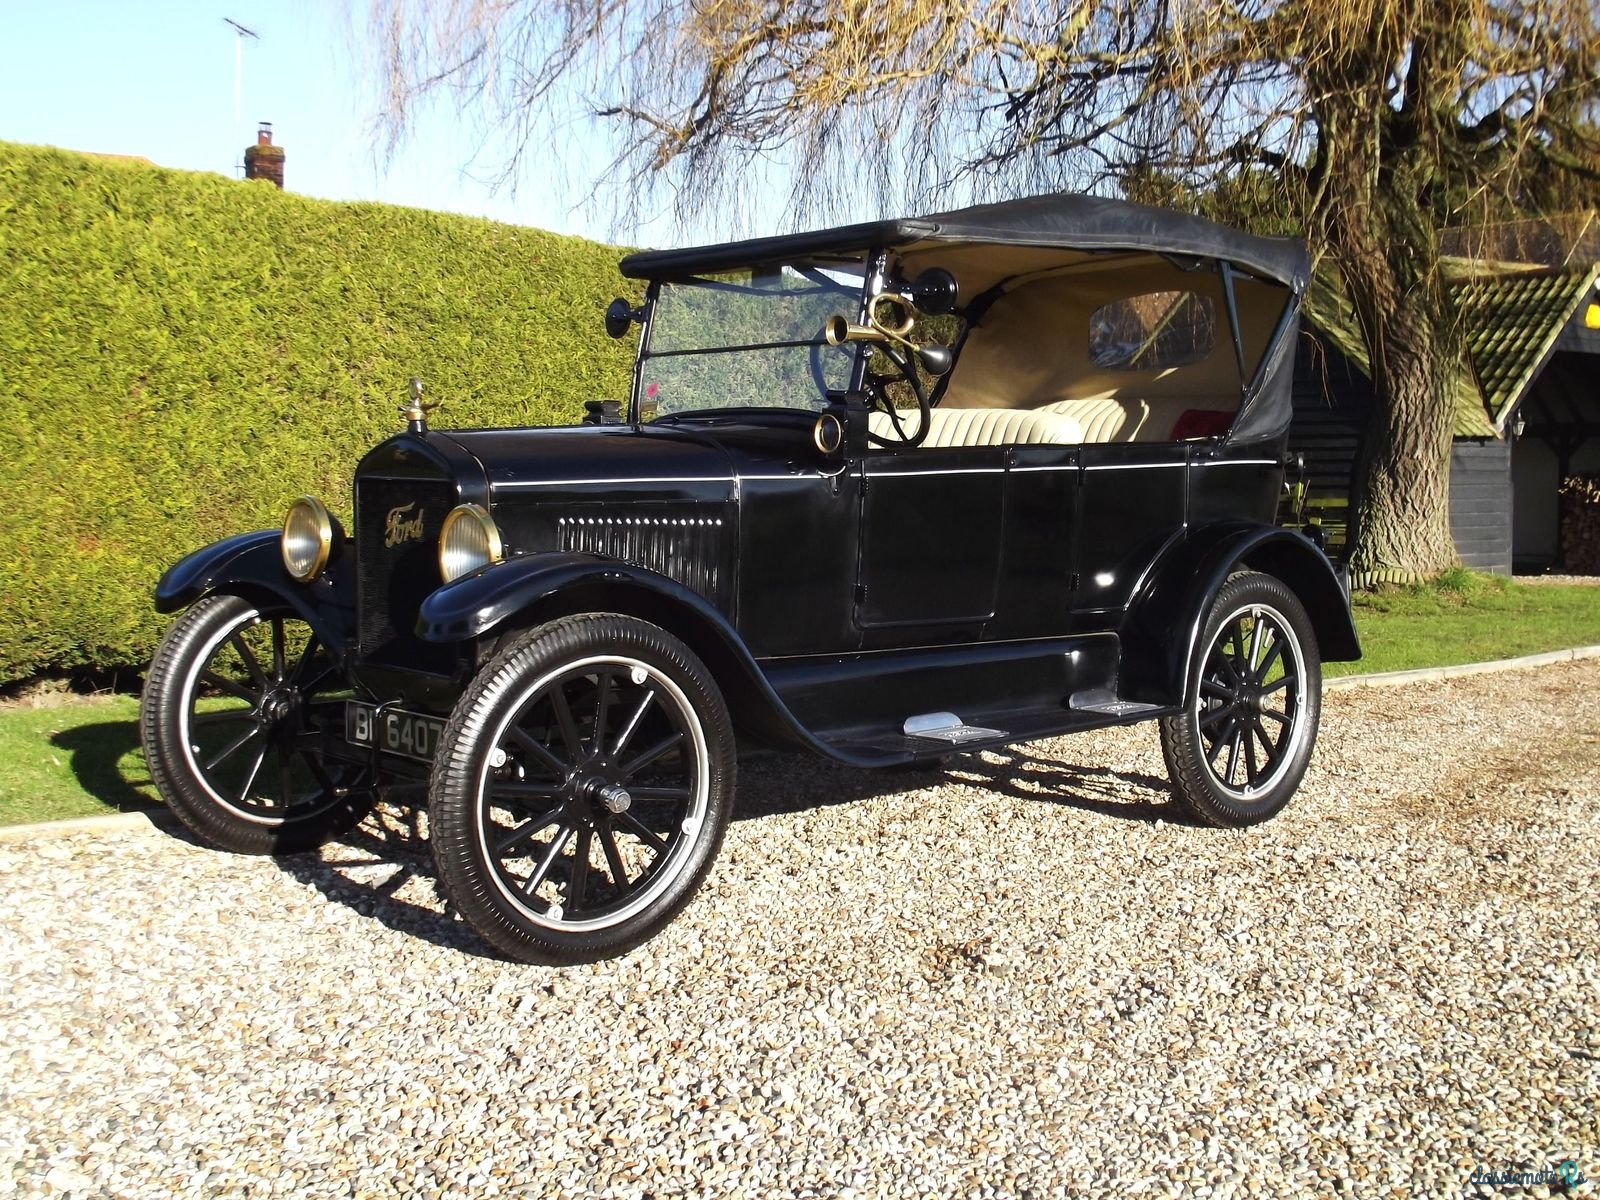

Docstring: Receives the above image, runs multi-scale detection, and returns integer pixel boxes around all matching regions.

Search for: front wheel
[139,593,378,854]
[1158,572,1321,827]
[429,614,736,965]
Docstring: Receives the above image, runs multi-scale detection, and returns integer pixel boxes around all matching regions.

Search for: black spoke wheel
[1159,571,1321,827]
[429,614,735,964]
[140,593,378,854]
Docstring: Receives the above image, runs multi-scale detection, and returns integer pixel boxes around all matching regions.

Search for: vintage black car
[141,195,1359,964]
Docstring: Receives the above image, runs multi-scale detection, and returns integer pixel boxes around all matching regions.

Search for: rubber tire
[1158,571,1322,827]
[139,593,375,855]
[429,613,737,965]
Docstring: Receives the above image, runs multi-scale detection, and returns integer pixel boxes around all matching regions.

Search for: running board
[818,699,1179,765]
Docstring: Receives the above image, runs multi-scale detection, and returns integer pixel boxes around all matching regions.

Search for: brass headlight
[281,496,334,582]
[439,504,504,582]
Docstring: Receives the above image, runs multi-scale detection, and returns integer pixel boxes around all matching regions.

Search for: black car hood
[437,424,739,504]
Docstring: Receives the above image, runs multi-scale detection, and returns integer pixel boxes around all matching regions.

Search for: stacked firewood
[1560,475,1600,574]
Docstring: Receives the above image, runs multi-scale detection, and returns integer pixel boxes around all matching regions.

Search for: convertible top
[619,193,1310,291]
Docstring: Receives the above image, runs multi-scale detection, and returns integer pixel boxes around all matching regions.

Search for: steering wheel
[864,344,932,449]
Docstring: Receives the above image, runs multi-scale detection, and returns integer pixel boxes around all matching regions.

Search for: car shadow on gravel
[736,748,1185,825]
[265,751,1184,958]
[270,795,502,959]
[956,747,1188,823]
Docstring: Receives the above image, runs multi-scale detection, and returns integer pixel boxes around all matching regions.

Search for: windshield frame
[628,260,873,424]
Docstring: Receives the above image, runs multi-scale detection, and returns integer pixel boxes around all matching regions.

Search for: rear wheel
[1159,572,1321,827]
[429,614,736,965]
[139,593,378,854]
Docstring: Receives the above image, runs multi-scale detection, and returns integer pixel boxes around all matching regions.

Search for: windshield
[638,265,864,420]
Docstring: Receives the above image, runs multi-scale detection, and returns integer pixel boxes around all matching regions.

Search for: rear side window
[1089,291,1216,370]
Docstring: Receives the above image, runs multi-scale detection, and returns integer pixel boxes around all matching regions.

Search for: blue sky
[0,1,701,245]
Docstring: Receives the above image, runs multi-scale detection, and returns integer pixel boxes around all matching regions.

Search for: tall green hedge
[0,141,637,684]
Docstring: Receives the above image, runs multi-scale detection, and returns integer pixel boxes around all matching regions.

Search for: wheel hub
[560,764,632,819]
[258,687,300,725]
[591,781,632,815]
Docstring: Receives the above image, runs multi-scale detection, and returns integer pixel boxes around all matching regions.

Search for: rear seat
[1036,397,1232,442]
[867,406,1083,447]
[863,399,1231,448]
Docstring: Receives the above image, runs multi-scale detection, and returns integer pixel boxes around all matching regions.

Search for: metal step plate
[1070,696,1162,717]
[902,711,1009,745]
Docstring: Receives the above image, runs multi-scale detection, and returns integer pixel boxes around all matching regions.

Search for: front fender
[154,531,354,654]
[1120,524,1360,705]
[155,531,282,612]
[418,552,731,644]
[418,552,864,761]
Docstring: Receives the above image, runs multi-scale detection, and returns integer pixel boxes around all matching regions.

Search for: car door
[983,442,1081,639]
[736,466,863,658]
[855,447,1006,644]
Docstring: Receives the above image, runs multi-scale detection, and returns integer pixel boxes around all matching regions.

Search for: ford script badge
[384,502,426,548]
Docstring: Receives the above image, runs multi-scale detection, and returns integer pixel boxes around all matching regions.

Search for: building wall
[1513,436,1560,564]
[1449,439,1513,574]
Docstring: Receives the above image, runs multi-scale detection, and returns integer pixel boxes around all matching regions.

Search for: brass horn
[823,293,918,348]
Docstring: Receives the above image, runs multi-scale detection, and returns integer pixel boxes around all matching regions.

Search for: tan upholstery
[868,406,1083,448]
[1037,397,1231,443]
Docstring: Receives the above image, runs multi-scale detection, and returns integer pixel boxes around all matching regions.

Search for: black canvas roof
[620,193,1310,290]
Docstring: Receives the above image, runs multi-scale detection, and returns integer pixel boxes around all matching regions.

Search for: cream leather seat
[1037,397,1232,443]
[867,406,1083,448]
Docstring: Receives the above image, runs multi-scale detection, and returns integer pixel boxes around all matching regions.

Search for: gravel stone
[2,661,1598,1197]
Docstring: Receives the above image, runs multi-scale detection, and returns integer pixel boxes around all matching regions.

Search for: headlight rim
[439,503,504,583]
[281,495,335,583]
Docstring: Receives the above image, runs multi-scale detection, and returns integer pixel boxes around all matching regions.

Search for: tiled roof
[1452,265,1600,429]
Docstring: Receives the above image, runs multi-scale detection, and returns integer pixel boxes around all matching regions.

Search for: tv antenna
[223,18,260,138]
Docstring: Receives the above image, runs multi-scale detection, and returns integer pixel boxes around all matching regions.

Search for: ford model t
[141,195,1359,964]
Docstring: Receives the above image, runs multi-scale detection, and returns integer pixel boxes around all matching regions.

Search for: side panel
[414,551,1176,768]
[1071,443,1188,627]
[1186,452,1283,529]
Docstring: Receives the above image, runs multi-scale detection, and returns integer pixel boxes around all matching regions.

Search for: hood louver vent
[558,510,730,608]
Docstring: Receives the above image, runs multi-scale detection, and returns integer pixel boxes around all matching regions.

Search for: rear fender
[418,553,819,754]
[1120,524,1360,705]
[154,531,355,655]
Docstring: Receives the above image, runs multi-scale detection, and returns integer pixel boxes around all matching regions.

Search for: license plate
[345,702,446,762]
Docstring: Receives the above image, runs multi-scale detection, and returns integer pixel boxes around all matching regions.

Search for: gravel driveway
[4,662,1597,1199]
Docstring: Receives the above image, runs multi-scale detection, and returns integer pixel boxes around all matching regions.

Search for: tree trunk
[1345,304,1460,587]
[1327,157,1461,588]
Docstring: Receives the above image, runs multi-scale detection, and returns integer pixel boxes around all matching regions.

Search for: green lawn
[1,574,1597,826]
[1329,572,1600,677]
[0,695,156,826]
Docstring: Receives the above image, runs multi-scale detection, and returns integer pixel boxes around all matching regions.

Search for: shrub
[0,141,637,683]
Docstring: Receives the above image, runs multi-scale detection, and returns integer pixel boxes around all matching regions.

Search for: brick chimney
[243,122,284,188]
